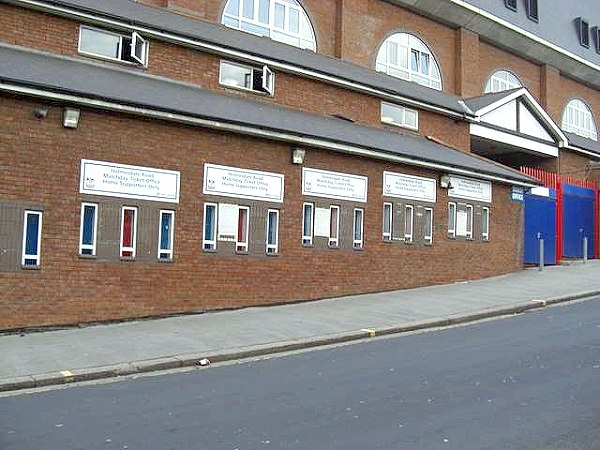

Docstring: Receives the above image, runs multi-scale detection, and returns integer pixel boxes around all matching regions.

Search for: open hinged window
[78,26,149,66]
[220,61,275,96]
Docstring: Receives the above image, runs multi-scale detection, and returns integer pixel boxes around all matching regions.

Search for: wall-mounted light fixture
[62,107,80,129]
[440,175,453,189]
[292,147,306,165]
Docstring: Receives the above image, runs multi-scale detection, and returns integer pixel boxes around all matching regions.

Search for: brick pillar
[334,0,369,65]
[540,64,561,122]
[455,28,480,98]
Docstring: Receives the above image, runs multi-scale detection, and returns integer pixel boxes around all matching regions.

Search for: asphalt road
[2,299,600,450]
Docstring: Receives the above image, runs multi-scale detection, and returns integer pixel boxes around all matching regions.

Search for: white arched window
[375,33,442,90]
[222,0,316,51]
[484,70,521,93]
[562,99,598,141]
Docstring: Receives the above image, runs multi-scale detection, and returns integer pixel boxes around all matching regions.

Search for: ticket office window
[303,200,365,250]
[79,200,176,261]
[384,200,435,245]
[202,200,279,255]
[450,202,489,241]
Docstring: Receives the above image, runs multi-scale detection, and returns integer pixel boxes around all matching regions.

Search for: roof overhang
[386,0,600,90]
[467,88,566,161]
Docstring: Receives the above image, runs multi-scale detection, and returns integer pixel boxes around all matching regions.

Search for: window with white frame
[222,0,316,51]
[302,202,314,246]
[482,207,490,241]
[219,61,275,96]
[484,70,522,94]
[466,205,473,240]
[381,102,418,130]
[120,206,137,258]
[78,26,148,66]
[423,208,433,245]
[237,206,250,252]
[353,208,364,249]
[158,210,175,260]
[376,33,442,90]
[329,205,340,247]
[448,202,456,239]
[266,209,279,254]
[561,99,598,141]
[404,205,414,243]
[203,203,218,251]
[79,203,98,256]
[22,210,42,267]
[383,202,393,241]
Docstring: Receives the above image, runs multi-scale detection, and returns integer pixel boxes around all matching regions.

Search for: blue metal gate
[562,184,595,258]
[524,189,556,265]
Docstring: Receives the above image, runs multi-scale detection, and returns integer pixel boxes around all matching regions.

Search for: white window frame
[329,205,340,247]
[79,202,98,256]
[158,210,175,260]
[482,207,490,241]
[466,205,473,240]
[203,203,218,251]
[78,25,149,66]
[302,202,314,246]
[237,206,250,252]
[353,208,364,249]
[222,0,316,51]
[266,209,279,254]
[423,207,433,245]
[120,206,138,258]
[448,202,456,239]
[22,210,42,267]
[219,60,275,96]
[404,205,414,244]
[484,70,522,94]
[376,33,442,90]
[561,98,598,141]
[380,102,418,130]
[383,202,393,241]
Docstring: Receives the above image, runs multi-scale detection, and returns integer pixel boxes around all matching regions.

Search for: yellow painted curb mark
[540,300,547,306]
[361,328,376,337]
[60,370,74,382]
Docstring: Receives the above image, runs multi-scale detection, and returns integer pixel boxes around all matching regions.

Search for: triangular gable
[468,88,567,146]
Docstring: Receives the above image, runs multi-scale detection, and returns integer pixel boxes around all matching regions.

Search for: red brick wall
[477,41,541,100]
[0,95,523,330]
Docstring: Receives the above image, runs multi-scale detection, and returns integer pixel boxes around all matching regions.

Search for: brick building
[0,0,598,330]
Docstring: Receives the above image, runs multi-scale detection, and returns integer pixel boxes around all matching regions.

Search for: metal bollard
[539,238,544,271]
[583,236,588,264]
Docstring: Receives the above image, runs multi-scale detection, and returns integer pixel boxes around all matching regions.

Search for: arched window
[484,70,522,93]
[222,0,316,51]
[375,33,442,90]
[561,99,598,141]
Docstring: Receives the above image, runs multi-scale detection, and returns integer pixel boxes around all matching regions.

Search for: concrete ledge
[1,292,598,394]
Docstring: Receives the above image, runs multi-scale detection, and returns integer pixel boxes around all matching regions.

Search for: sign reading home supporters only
[80,159,180,202]
[203,164,284,202]
[449,175,492,202]
[302,168,368,202]
[383,171,436,203]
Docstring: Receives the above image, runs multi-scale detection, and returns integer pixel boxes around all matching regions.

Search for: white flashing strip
[5,0,469,120]
[449,0,600,74]
[474,88,567,146]
[0,81,537,188]
[470,123,559,157]
[565,145,600,159]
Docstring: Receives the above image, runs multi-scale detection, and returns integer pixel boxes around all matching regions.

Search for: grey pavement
[2,260,600,392]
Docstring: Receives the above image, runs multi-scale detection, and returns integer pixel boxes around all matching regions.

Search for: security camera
[33,107,48,119]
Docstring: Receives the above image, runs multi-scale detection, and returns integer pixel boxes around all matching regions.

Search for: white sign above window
[80,159,180,203]
[448,176,492,203]
[203,164,284,203]
[383,171,436,203]
[302,168,368,202]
